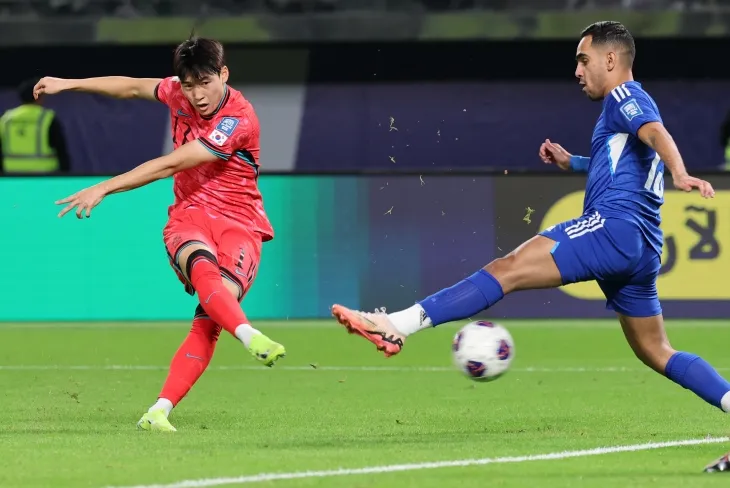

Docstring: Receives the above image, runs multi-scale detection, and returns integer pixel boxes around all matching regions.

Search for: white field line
[1,320,729,330]
[0,364,721,373]
[103,437,730,488]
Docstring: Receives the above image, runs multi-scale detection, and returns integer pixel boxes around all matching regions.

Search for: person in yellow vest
[0,78,69,174]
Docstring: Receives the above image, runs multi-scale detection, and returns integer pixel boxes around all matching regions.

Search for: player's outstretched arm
[637,122,715,198]
[55,141,218,219]
[34,76,161,101]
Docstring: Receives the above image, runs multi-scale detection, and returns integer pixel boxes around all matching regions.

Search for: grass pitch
[1,319,730,487]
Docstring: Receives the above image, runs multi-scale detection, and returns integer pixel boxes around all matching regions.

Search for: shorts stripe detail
[168,240,209,297]
[550,241,560,254]
[173,241,207,269]
[166,249,195,296]
[567,220,604,239]
[564,211,606,239]
[564,211,600,233]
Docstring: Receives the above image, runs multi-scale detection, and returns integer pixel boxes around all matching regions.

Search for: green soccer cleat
[136,408,177,432]
[248,333,286,367]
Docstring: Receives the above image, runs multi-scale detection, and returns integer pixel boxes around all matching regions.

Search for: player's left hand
[539,139,572,171]
[673,173,716,198]
[55,184,107,219]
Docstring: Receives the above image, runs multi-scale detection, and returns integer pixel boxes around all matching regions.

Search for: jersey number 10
[644,154,664,199]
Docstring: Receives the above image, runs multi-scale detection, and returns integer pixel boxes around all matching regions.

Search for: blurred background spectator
[0,77,69,174]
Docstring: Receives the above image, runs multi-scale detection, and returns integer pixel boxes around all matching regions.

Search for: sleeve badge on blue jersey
[620,99,643,121]
[216,117,240,136]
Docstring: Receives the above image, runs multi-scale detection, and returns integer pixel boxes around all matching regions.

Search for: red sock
[159,316,222,406]
[189,258,248,336]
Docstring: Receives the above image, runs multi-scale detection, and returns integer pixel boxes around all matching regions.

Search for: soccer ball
[452,321,515,382]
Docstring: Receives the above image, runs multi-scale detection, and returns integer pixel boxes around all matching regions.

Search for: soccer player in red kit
[33,37,286,432]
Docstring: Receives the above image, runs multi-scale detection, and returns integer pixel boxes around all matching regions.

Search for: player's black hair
[17,77,40,104]
[580,21,636,66]
[172,36,226,83]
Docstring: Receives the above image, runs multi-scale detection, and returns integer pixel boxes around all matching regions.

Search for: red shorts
[163,205,262,302]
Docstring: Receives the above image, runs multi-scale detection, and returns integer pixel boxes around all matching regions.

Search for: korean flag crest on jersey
[208,117,239,146]
[620,99,643,121]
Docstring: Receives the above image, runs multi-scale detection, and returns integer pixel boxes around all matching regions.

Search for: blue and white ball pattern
[452,321,515,382]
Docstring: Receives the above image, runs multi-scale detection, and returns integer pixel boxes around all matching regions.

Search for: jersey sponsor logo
[542,190,730,300]
[620,99,643,121]
[208,129,229,146]
[216,117,239,137]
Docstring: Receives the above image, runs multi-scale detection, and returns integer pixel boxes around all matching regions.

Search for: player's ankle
[235,324,262,348]
[149,398,174,417]
[389,304,431,337]
[721,391,730,413]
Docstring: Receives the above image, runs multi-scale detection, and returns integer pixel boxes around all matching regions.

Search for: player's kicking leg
[175,242,285,366]
[138,237,284,431]
[332,233,561,356]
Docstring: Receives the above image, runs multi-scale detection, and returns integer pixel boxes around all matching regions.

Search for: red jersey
[154,77,274,241]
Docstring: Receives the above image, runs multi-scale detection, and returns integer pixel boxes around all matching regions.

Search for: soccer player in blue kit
[332,22,730,422]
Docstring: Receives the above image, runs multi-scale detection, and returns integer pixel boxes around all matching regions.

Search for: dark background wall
[2,39,729,174]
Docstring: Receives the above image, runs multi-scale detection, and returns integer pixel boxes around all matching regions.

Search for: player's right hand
[539,139,571,171]
[33,77,69,99]
[673,173,716,198]
[55,183,107,219]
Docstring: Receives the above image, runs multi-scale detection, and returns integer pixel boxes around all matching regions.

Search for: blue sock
[665,352,730,411]
[418,269,504,326]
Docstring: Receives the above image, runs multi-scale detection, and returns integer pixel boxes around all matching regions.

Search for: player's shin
[187,252,261,347]
[665,352,730,412]
[156,313,221,415]
[390,269,504,336]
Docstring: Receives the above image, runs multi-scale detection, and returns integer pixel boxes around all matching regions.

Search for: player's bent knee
[484,235,562,293]
[483,254,515,283]
[176,244,244,302]
[176,243,217,282]
[483,254,534,295]
[185,249,218,280]
[175,242,214,280]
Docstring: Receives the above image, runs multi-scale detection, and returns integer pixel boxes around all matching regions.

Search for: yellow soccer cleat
[137,408,177,432]
[248,333,286,367]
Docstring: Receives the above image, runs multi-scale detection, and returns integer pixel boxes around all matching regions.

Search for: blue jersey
[577,81,665,254]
